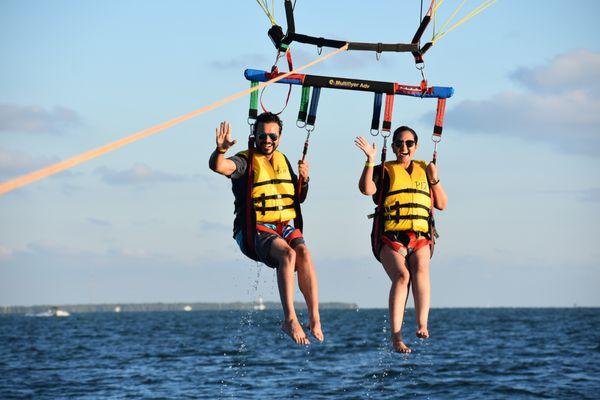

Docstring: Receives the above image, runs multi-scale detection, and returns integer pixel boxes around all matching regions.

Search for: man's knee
[277,245,296,266]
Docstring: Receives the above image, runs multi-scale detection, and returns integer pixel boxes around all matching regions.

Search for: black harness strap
[253,178,294,187]
[254,204,296,213]
[252,194,295,202]
[385,202,431,213]
[386,188,430,197]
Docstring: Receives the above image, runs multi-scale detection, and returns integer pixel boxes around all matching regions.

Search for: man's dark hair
[252,112,283,136]
[392,126,418,144]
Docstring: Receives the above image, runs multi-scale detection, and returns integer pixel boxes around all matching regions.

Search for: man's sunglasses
[257,132,279,141]
[393,140,416,148]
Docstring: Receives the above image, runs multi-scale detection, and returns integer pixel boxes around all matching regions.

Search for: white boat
[114,306,122,313]
[253,297,266,311]
[183,305,192,312]
[34,307,70,317]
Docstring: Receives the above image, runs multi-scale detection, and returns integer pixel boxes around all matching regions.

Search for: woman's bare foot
[391,333,411,353]
[309,319,324,342]
[281,319,310,345]
[416,326,429,339]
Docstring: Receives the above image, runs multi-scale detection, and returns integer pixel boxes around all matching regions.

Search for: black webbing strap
[291,33,346,49]
[254,204,296,213]
[385,202,431,213]
[386,188,431,198]
[411,16,432,63]
[252,194,295,202]
[348,42,418,53]
[253,178,294,188]
[420,42,433,57]
[371,93,383,131]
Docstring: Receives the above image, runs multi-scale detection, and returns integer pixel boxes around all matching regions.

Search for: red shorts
[381,231,431,257]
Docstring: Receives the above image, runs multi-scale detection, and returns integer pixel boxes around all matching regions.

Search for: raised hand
[354,136,377,161]
[215,121,236,153]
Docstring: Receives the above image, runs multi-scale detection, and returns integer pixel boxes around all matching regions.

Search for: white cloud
[510,49,600,93]
[435,49,600,156]
[95,163,187,185]
[0,104,82,134]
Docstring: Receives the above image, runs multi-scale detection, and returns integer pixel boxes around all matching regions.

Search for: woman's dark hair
[392,126,418,144]
[252,112,283,135]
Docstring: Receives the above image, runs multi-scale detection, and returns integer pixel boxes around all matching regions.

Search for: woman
[355,126,447,353]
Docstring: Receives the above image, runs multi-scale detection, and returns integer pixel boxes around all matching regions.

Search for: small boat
[114,306,122,313]
[33,307,71,317]
[183,305,192,312]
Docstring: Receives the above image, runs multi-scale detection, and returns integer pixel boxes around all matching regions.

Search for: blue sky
[1,1,599,308]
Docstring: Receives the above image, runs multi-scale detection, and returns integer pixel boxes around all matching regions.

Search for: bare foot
[416,327,429,339]
[281,319,310,345]
[309,319,324,342]
[391,333,411,353]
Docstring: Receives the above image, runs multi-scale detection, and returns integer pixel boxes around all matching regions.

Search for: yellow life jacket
[383,160,431,233]
[239,150,297,223]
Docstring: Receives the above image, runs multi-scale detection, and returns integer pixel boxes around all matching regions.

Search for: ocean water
[1,308,599,399]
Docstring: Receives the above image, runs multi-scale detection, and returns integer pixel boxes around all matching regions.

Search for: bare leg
[294,244,323,342]
[408,245,431,339]
[270,238,310,345]
[380,245,412,353]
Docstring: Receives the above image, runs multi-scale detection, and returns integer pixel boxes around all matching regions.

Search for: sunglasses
[257,132,279,141]
[393,140,416,148]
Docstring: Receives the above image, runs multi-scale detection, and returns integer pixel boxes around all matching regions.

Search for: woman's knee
[294,244,310,260]
[391,269,410,286]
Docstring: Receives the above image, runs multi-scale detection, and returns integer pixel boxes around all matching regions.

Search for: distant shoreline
[1,303,596,315]
[0,301,359,315]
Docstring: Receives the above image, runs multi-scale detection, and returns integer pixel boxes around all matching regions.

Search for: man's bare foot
[391,333,411,353]
[281,319,310,345]
[416,327,429,339]
[308,319,324,342]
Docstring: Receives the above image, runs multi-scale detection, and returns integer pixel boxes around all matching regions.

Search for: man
[209,112,323,345]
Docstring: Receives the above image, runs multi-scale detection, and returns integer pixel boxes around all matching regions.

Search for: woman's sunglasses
[393,140,415,148]
[257,132,279,141]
